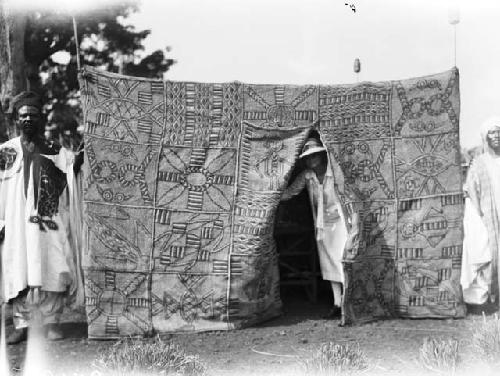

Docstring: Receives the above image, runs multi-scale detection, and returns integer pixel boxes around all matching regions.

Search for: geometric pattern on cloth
[395,195,464,318]
[320,69,465,324]
[394,132,462,199]
[80,67,464,337]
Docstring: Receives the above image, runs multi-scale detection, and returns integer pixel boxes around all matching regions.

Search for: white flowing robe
[462,118,500,305]
[281,161,347,283]
[461,197,491,304]
[0,137,81,303]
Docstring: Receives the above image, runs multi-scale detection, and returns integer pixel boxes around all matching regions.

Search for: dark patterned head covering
[10,91,43,116]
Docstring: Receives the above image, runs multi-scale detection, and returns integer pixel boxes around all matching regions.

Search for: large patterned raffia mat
[79,66,465,338]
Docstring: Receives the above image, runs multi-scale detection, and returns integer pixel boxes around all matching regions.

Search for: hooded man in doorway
[281,137,359,319]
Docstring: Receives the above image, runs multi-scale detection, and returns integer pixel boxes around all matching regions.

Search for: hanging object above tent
[354,58,361,73]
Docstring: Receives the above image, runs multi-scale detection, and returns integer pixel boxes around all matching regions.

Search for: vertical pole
[72,16,81,71]
[448,5,460,68]
[454,24,457,67]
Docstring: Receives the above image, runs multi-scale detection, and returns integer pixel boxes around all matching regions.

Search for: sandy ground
[2,290,498,376]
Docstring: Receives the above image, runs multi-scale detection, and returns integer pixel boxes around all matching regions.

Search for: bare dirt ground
[2,290,497,376]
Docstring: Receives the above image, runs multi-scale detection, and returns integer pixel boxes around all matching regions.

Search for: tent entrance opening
[274,187,333,315]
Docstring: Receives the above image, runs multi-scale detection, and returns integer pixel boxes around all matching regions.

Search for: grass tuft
[299,341,368,375]
[419,337,460,375]
[470,313,500,364]
[93,335,207,376]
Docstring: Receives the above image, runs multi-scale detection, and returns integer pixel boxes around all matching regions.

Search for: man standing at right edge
[462,117,500,313]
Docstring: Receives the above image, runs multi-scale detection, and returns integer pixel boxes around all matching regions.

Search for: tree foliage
[1,0,175,140]
[0,1,28,140]
[27,1,175,109]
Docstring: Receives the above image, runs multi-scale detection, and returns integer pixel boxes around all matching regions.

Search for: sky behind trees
[127,0,500,148]
[10,0,500,148]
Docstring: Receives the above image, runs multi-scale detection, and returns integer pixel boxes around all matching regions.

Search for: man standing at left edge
[0,92,83,344]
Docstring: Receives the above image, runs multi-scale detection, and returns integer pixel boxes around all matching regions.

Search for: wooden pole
[72,16,81,71]
[448,6,460,68]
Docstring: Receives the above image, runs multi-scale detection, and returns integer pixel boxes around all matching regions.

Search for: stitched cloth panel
[80,67,464,337]
[319,70,465,323]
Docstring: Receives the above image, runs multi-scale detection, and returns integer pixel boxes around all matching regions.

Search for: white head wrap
[480,117,500,155]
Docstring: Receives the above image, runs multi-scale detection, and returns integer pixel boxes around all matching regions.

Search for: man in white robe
[462,117,500,311]
[281,137,359,319]
[0,92,82,344]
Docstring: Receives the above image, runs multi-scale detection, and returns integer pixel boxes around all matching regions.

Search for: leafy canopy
[25,1,174,109]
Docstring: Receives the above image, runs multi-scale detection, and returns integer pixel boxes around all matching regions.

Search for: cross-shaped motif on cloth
[244,85,317,128]
[85,272,151,336]
[157,148,235,211]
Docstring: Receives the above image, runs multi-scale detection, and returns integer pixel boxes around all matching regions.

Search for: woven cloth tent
[79,67,465,338]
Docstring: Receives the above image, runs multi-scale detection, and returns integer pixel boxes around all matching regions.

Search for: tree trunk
[0,0,27,140]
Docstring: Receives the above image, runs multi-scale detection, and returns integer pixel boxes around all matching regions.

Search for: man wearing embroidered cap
[281,136,359,319]
[0,91,83,344]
